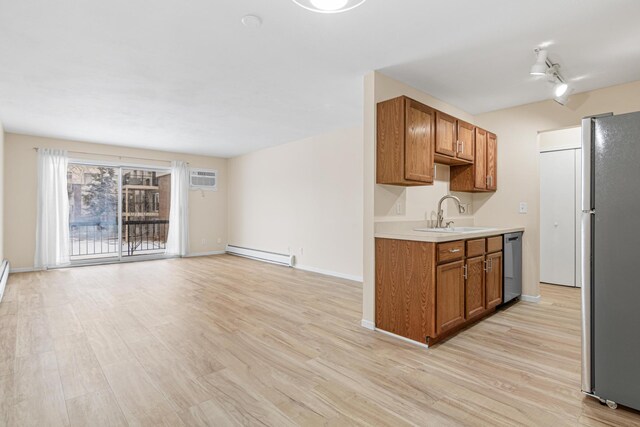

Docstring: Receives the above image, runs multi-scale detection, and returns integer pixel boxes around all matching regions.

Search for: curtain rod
[33,147,174,164]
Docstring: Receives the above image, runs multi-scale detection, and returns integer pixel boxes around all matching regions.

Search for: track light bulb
[554,82,569,97]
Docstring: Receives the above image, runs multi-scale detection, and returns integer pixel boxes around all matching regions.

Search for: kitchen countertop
[375,221,525,243]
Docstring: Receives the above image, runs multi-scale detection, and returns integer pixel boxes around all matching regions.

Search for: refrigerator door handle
[581,117,594,212]
[581,211,593,394]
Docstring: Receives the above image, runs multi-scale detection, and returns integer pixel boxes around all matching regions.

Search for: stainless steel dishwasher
[503,232,522,304]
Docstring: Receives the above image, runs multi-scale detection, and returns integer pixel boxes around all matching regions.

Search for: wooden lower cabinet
[465,256,486,319]
[436,260,466,335]
[485,251,503,309]
[375,238,436,343]
[375,235,507,345]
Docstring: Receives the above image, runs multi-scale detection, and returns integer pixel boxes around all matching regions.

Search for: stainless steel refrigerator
[581,112,640,411]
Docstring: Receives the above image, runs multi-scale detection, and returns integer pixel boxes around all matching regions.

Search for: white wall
[228,127,363,281]
[539,127,581,151]
[4,133,228,269]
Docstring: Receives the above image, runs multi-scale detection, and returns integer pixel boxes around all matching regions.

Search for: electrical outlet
[396,202,402,215]
[519,202,528,214]
[217,237,221,244]
[201,238,206,246]
[300,247,304,255]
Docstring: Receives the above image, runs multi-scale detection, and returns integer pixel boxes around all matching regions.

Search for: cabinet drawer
[437,240,465,263]
[486,236,502,253]
[466,239,486,258]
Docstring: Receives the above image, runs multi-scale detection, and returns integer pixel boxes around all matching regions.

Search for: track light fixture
[530,49,549,76]
[530,48,573,105]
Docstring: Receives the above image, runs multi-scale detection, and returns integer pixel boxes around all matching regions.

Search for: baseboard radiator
[0,260,9,303]
[226,245,295,267]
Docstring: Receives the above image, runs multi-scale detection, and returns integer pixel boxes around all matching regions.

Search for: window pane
[121,169,171,257]
[67,164,119,260]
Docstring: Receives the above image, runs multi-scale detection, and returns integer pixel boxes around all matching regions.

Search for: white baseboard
[520,294,541,303]
[360,319,375,330]
[295,264,363,283]
[184,250,226,258]
[226,245,294,267]
[374,328,429,349]
[9,266,37,273]
[0,261,9,302]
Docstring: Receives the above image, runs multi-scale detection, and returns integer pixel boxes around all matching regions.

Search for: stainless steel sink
[413,227,496,234]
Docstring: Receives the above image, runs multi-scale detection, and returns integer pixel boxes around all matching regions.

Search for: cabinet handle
[463,264,468,279]
[486,176,490,186]
[483,260,489,272]
[488,258,494,272]
[449,248,461,253]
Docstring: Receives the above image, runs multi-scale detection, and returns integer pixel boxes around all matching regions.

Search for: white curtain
[166,161,190,256]
[34,149,70,269]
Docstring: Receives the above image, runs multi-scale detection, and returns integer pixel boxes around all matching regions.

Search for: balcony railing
[123,219,169,256]
[69,219,169,259]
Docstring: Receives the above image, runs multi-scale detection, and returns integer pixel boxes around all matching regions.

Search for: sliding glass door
[121,168,171,257]
[67,163,171,264]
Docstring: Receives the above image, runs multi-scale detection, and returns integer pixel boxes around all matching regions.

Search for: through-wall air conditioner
[190,169,218,190]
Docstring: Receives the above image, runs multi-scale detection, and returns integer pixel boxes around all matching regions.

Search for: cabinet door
[485,251,503,309]
[404,99,435,183]
[487,132,497,190]
[457,120,475,162]
[436,260,466,335]
[465,256,485,318]
[474,128,487,190]
[435,111,457,157]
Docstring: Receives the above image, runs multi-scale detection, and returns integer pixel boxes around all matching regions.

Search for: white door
[540,150,576,286]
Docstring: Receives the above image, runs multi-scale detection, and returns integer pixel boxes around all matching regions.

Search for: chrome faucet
[436,195,466,228]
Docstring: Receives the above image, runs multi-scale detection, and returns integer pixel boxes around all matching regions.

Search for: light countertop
[375,221,525,243]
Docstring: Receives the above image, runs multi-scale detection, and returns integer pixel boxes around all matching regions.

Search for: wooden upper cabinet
[436,260,466,335]
[405,100,435,182]
[434,111,457,157]
[485,251,503,309]
[457,120,475,162]
[487,132,497,191]
[377,95,497,191]
[377,96,435,186]
[474,128,487,190]
[434,112,474,166]
[450,127,497,193]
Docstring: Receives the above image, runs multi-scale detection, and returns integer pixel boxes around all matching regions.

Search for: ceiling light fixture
[292,0,367,14]
[530,49,549,76]
[529,48,573,106]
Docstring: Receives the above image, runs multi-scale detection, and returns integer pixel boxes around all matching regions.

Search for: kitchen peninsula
[375,222,524,346]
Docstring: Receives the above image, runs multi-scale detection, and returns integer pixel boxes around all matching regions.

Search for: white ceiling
[1,0,639,157]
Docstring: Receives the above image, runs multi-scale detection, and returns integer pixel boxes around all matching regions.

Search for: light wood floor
[1,255,639,426]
